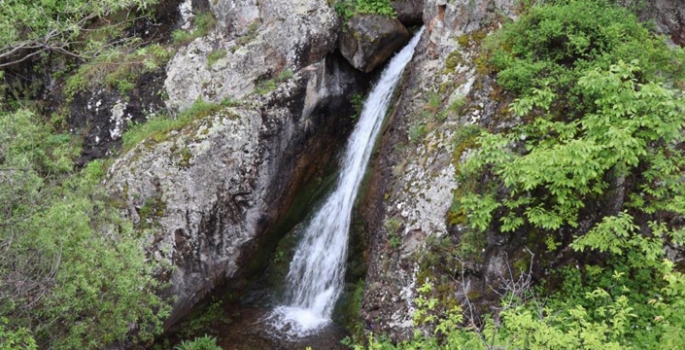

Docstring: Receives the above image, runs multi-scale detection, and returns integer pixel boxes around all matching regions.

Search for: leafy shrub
[355,0,395,17]
[0,108,170,349]
[458,0,685,241]
[351,93,365,119]
[277,69,294,82]
[0,0,159,69]
[175,335,222,350]
[178,300,226,339]
[381,0,685,348]
[334,0,396,21]
[254,79,277,95]
[65,43,171,97]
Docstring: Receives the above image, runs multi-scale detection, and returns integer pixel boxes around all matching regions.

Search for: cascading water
[269,27,425,337]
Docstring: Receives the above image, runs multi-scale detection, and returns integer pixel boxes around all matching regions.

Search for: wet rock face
[107,53,367,328]
[340,14,410,72]
[391,0,424,26]
[165,0,339,111]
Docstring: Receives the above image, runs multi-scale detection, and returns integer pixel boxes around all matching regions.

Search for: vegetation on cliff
[359,0,685,348]
[0,109,170,349]
[0,0,175,349]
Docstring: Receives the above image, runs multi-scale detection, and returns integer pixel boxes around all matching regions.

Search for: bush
[175,335,222,350]
[0,108,170,349]
[0,0,159,69]
[396,0,685,348]
[65,44,171,97]
[334,0,396,21]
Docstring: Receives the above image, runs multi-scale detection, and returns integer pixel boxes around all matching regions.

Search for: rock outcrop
[640,0,685,46]
[391,0,424,26]
[355,0,517,341]
[68,70,166,165]
[340,14,410,72]
[104,0,372,328]
[164,0,339,111]
[108,54,366,327]
[357,0,685,342]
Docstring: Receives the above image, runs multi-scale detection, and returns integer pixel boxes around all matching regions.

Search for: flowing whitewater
[268,28,425,337]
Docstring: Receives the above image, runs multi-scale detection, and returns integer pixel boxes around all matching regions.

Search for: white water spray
[269,28,425,337]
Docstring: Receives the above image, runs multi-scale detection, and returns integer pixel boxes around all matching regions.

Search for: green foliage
[355,0,396,17]
[334,0,396,22]
[172,11,217,46]
[339,280,367,342]
[122,98,223,150]
[254,79,277,95]
[354,262,685,350]
[485,0,684,96]
[384,217,402,249]
[65,43,171,97]
[455,0,685,250]
[0,108,170,349]
[351,93,365,119]
[277,69,294,82]
[408,123,426,143]
[0,317,37,350]
[175,335,222,350]
[178,300,226,339]
[253,68,296,96]
[377,1,685,349]
[234,21,261,48]
[207,49,227,69]
[0,0,159,68]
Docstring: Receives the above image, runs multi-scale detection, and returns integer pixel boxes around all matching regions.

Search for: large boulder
[340,14,410,72]
[108,53,366,328]
[165,0,339,112]
[391,0,424,26]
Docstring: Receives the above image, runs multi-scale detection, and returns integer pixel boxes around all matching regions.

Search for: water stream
[269,27,425,337]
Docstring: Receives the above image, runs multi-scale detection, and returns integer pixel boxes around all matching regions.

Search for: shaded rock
[392,0,424,26]
[639,0,685,46]
[165,0,339,111]
[340,14,410,72]
[107,53,367,329]
[68,69,167,166]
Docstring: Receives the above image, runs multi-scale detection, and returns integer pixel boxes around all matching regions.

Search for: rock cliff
[105,0,371,328]
[356,0,685,341]
[89,0,685,341]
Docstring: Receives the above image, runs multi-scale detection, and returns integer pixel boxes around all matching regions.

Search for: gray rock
[68,70,167,166]
[107,54,366,328]
[391,0,424,26]
[639,0,685,46]
[357,0,517,341]
[340,14,410,72]
[165,0,339,111]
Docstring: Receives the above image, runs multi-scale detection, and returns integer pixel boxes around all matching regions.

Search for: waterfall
[269,27,425,337]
